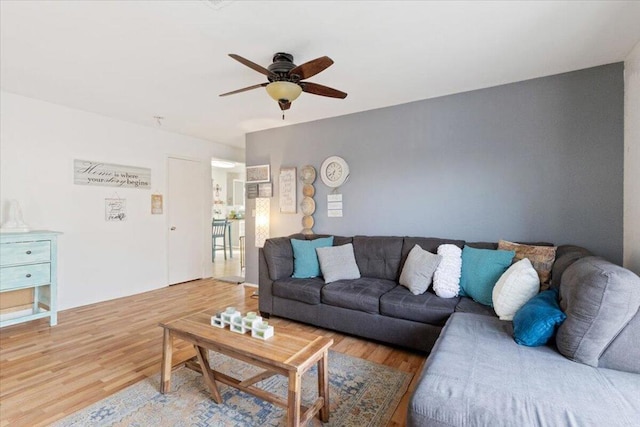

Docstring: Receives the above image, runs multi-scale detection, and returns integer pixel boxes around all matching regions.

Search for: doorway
[211,158,246,282]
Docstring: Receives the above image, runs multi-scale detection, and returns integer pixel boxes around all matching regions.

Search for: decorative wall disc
[302,184,315,197]
[300,197,316,216]
[300,165,316,184]
[302,215,314,229]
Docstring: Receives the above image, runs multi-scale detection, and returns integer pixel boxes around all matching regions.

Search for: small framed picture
[258,182,273,197]
[105,198,126,221]
[151,194,163,214]
[246,164,270,183]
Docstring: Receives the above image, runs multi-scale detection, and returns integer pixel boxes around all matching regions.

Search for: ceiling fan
[219,52,347,118]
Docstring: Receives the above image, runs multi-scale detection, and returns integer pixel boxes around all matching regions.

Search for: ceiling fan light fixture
[266,81,302,103]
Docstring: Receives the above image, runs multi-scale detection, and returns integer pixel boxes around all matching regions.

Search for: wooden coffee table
[159,310,333,427]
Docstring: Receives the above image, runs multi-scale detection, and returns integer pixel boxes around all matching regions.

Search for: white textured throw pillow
[399,245,442,295]
[316,243,361,284]
[492,258,540,321]
[432,244,462,298]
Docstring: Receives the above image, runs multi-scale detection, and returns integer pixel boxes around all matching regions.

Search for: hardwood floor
[0,279,426,427]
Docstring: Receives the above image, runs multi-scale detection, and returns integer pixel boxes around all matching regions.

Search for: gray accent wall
[245,63,623,285]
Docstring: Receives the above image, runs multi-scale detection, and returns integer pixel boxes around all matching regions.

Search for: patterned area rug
[54,350,412,426]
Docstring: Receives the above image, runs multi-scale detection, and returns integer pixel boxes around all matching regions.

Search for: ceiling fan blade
[219,82,267,97]
[300,82,348,99]
[279,101,291,111]
[228,54,274,77]
[290,56,334,80]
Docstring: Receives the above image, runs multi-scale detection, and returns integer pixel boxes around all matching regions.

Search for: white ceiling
[2,1,639,149]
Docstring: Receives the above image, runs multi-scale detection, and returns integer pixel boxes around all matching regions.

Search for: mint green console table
[0,230,62,327]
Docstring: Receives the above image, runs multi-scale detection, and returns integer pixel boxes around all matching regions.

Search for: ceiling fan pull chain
[282,112,285,120]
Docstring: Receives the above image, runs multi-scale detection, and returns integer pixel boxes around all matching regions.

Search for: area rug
[54,350,412,426]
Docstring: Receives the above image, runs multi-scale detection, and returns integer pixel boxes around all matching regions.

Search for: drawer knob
[26,250,32,255]
[26,273,32,278]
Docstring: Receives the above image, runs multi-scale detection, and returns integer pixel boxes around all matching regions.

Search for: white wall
[624,41,640,275]
[0,91,244,310]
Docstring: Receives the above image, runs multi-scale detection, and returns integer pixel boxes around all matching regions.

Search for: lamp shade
[255,198,270,248]
[266,81,302,102]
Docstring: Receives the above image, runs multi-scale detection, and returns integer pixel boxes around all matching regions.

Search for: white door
[168,157,204,285]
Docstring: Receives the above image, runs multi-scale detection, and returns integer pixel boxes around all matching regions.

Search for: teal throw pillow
[291,237,334,278]
[459,246,515,306]
[513,288,567,346]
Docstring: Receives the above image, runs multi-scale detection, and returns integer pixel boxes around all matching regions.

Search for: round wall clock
[320,156,349,188]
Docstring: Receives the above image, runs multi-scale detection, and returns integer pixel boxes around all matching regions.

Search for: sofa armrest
[258,247,274,317]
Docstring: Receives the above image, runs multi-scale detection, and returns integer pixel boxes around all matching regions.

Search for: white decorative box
[221,308,241,324]
[252,322,274,340]
[230,318,247,334]
[242,312,262,329]
[210,312,225,328]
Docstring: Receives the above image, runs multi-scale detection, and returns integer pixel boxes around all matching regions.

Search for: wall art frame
[246,164,270,184]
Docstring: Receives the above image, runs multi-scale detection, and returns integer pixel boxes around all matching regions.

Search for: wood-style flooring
[0,274,426,427]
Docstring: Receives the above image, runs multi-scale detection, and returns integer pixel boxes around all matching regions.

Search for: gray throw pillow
[316,243,361,284]
[399,244,442,295]
[556,256,640,367]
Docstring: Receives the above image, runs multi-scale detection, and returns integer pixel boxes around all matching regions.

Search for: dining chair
[212,218,228,261]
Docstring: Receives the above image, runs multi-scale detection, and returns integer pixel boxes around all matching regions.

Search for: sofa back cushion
[556,256,640,368]
[353,236,404,280]
[550,245,592,288]
[263,237,295,281]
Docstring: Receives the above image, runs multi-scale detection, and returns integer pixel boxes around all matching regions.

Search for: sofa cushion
[307,234,353,247]
[272,277,325,305]
[263,237,295,281]
[550,244,592,288]
[599,310,640,373]
[432,244,463,298]
[353,236,404,280]
[454,297,497,317]
[513,288,566,347]
[407,313,640,427]
[498,239,557,288]
[380,286,459,326]
[399,245,441,295]
[492,258,540,321]
[290,236,333,278]
[556,256,640,367]
[321,277,397,314]
[316,243,361,284]
[459,246,515,306]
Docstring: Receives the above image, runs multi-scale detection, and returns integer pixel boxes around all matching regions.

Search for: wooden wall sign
[74,159,151,189]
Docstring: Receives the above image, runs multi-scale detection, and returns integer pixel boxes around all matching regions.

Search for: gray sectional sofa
[259,234,494,352]
[259,234,640,426]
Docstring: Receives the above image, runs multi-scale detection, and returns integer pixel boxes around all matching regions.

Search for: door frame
[165,155,210,285]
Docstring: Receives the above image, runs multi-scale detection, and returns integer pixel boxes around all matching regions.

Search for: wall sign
[105,198,127,221]
[246,183,258,199]
[246,164,271,183]
[74,159,151,189]
[279,167,297,213]
[258,182,273,198]
[327,193,343,217]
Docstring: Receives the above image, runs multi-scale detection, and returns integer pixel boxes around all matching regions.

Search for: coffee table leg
[160,328,173,393]
[287,371,302,427]
[194,345,222,403]
[318,350,330,422]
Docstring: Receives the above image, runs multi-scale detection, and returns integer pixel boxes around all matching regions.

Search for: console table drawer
[0,263,51,291]
[0,241,51,266]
